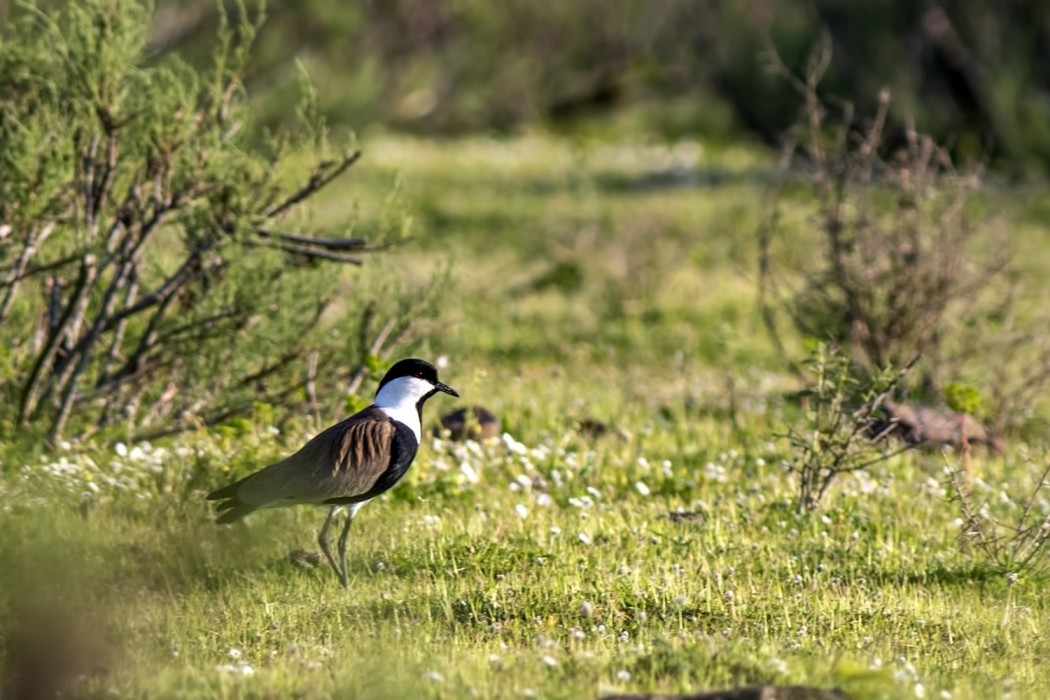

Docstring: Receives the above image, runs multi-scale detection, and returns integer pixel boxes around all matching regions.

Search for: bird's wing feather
[234,408,396,508]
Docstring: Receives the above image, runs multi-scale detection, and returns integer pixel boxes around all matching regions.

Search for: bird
[207,358,459,587]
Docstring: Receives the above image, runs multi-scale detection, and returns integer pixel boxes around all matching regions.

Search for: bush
[758,39,1050,434]
[779,342,913,512]
[0,0,430,444]
[758,37,1001,375]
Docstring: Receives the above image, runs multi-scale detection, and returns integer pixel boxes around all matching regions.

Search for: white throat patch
[374,375,433,442]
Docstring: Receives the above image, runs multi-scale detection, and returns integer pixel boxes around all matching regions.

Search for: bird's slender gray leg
[318,506,344,583]
[335,509,356,588]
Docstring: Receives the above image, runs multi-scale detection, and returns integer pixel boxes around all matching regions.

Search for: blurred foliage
[3,0,1038,172]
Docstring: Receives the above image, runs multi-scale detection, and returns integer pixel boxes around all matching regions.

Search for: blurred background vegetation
[3,0,1048,175]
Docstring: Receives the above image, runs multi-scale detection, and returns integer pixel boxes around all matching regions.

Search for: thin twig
[265,150,362,219]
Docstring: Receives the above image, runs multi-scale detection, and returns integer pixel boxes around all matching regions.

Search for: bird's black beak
[435,381,459,398]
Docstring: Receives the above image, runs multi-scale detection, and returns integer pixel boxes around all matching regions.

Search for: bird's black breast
[323,419,418,505]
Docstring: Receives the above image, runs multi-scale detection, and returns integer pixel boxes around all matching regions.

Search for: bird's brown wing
[219,408,397,513]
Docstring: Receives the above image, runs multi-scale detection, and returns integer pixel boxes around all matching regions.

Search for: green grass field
[2,133,1048,699]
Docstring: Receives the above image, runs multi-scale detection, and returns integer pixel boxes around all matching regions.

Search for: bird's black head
[376,358,459,399]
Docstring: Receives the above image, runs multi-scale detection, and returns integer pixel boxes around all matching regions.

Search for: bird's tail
[207,476,259,524]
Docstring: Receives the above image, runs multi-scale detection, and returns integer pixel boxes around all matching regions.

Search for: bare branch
[265,150,362,219]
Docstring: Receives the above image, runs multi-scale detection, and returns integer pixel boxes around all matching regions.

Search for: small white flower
[535,493,553,507]
[580,601,594,617]
[550,526,562,536]
[504,434,528,455]
[228,647,242,660]
[515,504,529,519]
[423,671,443,683]
[578,533,592,545]
[115,443,128,457]
[616,670,631,681]
[460,462,479,483]
[541,654,558,668]
[634,481,651,496]
[914,682,925,698]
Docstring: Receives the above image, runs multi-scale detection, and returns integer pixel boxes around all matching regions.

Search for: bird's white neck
[374,376,433,443]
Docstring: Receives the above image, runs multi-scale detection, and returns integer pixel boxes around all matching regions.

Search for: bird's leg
[335,508,356,589]
[318,506,344,584]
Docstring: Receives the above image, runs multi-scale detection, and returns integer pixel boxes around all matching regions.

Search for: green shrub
[0,0,431,444]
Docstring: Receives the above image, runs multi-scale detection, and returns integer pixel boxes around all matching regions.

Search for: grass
[2,131,1050,699]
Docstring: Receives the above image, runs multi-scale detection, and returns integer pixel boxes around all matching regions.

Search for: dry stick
[306,350,319,424]
[0,222,56,323]
[90,136,119,226]
[131,382,304,443]
[96,251,202,333]
[960,413,972,487]
[102,277,186,392]
[240,351,302,388]
[49,224,139,440]
[18,255,98,425]
[347,317,397,397]
[3,253,81,283]
[1017,476,1050,568]
[98,268,139,385]
[50,218,133,396]
[140,381,180,428]
[94,272,138,432]
[265,150,362,219]
[82,134,100,237]
[946,455,1005,566]
[149,309,243,348]
[253,227,368,250]
[244,239,363,265]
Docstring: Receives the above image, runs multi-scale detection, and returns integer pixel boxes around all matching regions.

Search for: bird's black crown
[378,358,441,391]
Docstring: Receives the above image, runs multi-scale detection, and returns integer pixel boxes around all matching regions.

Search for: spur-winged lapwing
[207,358,458,587]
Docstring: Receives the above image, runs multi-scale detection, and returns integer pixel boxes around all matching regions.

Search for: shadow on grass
[866,563,1010,588]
